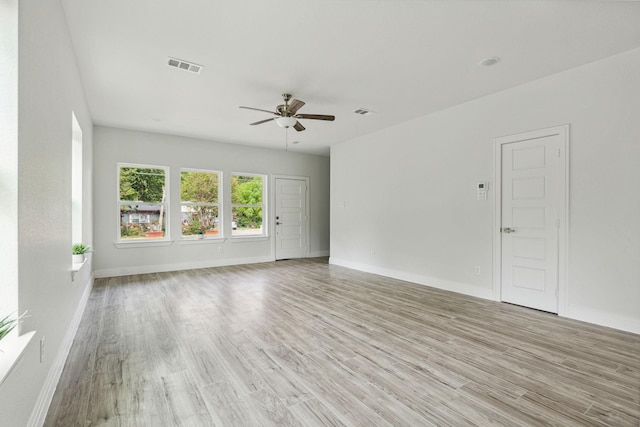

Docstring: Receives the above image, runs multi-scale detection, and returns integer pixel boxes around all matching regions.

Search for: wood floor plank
[232,335,314,407]
[199,379,261,427]
[45,258,640,426]
[264,345,392,427]
[43,299,102,426]
[585,401,640,427]
[245,386,303,427]
[153,370,214,427]
[306,350,437,427]
[340,355,472,426]
[288,398,347,427]
[460,381,598,427]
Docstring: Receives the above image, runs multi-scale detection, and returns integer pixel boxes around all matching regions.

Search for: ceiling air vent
[353,108,376,116]
[167,57,203,74]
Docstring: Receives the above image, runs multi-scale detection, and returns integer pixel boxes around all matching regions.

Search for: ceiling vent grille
[167,57,203,74]
[353,108,376,116]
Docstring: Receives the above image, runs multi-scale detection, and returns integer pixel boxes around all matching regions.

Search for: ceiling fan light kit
[275,117,297,128]
[240,93,335,132]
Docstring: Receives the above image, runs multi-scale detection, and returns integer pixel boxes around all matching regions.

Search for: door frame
[492,125,570,316]
[271,175,310,260]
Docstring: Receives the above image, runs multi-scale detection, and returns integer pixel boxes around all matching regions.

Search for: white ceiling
[61,0,640,156]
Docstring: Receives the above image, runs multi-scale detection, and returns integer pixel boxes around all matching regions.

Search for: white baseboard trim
[309,250,330,257]
[566,306,640,335]
[329,257,495,301]
[27,273,94,427]
[94,256,275,278]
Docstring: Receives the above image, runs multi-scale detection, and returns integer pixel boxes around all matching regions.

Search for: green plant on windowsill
[72,243,93,263]
[0,312,27,344]
[72,243,92,255]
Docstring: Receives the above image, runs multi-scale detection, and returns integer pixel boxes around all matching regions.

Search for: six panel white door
[501,134,562,313]
[275,178,308,260]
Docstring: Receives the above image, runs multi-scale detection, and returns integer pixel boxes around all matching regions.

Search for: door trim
[493,125,570,316]
[271,175,310,259]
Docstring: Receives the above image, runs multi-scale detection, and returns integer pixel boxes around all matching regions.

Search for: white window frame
[231,172,267,238]
[0,1,32,382]
[71,112,83,246]
[180,168,223,240]
[117,163,170,243]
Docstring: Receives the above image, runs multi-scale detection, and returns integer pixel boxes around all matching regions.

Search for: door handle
[276,222,281,225]
[501,227,515,233]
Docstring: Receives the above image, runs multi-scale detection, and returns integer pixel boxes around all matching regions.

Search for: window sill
[230,236,270,243]
[114,240,173,249]
[178,237,226,245]
[0,330,36,387]
[71,258,87,281]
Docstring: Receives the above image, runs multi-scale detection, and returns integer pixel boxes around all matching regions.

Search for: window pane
[71,112,83,244]
[119,167,166,203]
[231,175,263,204]
[120,203,165,239]
[182,205,219,236]
[232,207,263,236]
[181,171,219,203]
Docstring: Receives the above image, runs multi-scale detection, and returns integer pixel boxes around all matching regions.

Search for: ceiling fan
[239,93,335,132]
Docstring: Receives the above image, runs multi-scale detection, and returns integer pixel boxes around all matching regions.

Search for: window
[231,174,265,237]
[1,0,18,321]
[118,164,168,240]
[180,169,221,238]
[71,112,83,245]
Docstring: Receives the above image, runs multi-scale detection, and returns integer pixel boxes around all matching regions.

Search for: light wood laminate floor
[45,258,639,426]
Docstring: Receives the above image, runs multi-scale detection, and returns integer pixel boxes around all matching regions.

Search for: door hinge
[557,148,561,158]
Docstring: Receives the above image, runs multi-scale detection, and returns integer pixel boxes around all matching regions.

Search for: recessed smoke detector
[167,57,203,74]
[353,108,376,116]
[479,57,501,67]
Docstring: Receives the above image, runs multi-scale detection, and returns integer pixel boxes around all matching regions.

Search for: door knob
[502,227,515,233]
[276,222,281,225]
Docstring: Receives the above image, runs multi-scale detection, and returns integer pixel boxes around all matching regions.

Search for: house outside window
[180,169,221,238]
[118,164,168,240]
[231,173,266,237]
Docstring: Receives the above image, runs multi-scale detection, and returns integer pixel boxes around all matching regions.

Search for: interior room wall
[0,0,94,425]
[92,126,330,277]
[331,47,640,334]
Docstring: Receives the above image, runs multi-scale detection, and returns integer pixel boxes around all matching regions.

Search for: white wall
[331,48,640,334]
[93,126,330,277]
[0,0,94,425]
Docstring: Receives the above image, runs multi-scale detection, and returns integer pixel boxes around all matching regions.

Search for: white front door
[498,127,567,313]
[275,178,308,260]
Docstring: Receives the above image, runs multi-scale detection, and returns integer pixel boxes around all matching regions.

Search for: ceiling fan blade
[287,99,305,115]
[293,121,306,132]
[250,117,276,126]
[239,106,278,115]
[295,114,335,121]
